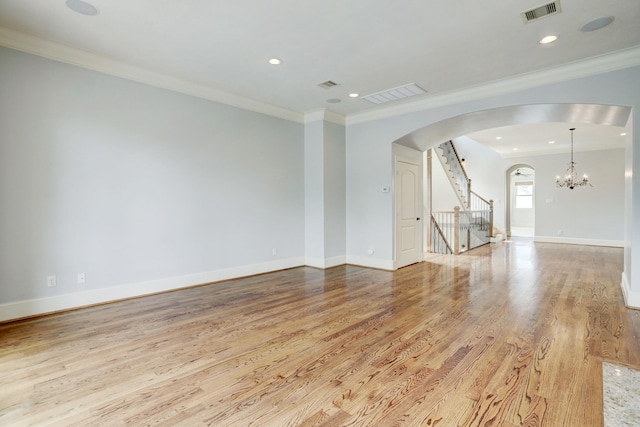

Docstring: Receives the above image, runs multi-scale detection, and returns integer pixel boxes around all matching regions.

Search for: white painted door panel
[396,160,421,268]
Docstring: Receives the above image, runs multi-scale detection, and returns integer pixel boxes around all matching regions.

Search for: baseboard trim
[621,272,640,309]
[533,236,624,247]
[0,257,305,323]
[305,255,347,269]
[345,255,395,271]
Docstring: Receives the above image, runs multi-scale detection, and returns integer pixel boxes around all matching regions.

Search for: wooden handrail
[447,140,469,184]
[470,190,490,206]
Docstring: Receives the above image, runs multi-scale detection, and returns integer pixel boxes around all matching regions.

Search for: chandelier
[556,128,591,189]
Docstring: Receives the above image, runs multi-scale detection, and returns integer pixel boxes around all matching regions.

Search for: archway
[505,164,535,237]
[391,102,630,257]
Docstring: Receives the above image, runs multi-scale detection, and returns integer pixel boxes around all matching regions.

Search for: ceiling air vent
[521,1,561,23]
[362,83,426,105]
[318,80,339,89]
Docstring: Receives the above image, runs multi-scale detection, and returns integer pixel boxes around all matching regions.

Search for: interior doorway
[395,159,422,267]
[506,165,535,237]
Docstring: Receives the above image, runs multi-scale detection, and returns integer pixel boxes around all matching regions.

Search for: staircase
[430,140,494,254]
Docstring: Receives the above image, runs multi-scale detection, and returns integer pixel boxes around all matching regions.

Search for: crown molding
[304,109,346,125]
[3,25,638,127]
[346,46,640,125]
[0,27,305,124]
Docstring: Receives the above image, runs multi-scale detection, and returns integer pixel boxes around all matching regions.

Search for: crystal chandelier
[556,128,591,189]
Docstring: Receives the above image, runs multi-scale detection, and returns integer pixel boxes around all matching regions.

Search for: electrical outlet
[47,275,57,288]
[272,248,277,256]
[557,229,563,236]
[77,273,86,284]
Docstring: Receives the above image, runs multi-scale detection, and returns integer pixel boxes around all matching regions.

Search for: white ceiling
[0,0,638,153]
[467,122,627,157]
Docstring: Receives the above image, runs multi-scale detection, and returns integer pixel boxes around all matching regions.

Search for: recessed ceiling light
[513,147,519,151]
[268,58,282,65]
[548,140,555,144]
[496,136,503,140]
[65,0,99,16]
[581,16,614,32]
[539,35,558,44]
[620,132,627,136]
[349,93,359,98]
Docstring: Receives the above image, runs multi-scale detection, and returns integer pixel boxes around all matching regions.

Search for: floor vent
[361,83,426,105]
[521,1,561,23]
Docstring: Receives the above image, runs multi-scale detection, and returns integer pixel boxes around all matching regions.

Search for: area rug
[603,362,640,427]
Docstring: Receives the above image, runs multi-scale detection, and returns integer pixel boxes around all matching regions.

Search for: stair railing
[431,206,492,254]
[430,140,495,254]
[439,140,470,208]
[430,214,452,254]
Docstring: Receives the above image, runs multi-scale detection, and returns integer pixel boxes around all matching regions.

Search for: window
[515,182,533,209]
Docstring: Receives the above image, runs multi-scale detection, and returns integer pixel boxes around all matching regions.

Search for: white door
[396,160,422,268]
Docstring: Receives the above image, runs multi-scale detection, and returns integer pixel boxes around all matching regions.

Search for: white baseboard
[621,272,640,309]
[346,255,395,271]
[533,236,624,247]
[305,255,347,269]
[0,257,305,323]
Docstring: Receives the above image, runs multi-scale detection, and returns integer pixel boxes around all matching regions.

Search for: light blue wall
[0,47,305,304]
[304,120,325,261]
[506,148,625,242]
[323,121,346,260]
[1,44,639,313]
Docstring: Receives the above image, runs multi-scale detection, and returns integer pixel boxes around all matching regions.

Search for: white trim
[346,255,395,271]
[346,46,640,125]
[533,236,624,247]
[304,109,346,125]
[0,257,305,323]
[0,27,304,124]
[304,110,327,124]
[3,26,638,126]
[621,272,640,309]
[304,255,347,269]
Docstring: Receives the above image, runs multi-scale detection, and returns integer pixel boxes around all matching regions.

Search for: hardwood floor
[1,239,639,426]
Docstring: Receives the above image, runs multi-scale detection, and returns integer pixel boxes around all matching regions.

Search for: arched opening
[391,103,630,258]
[505,164,535,238]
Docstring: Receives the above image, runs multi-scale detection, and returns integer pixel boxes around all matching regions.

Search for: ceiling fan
[512,168,533,177]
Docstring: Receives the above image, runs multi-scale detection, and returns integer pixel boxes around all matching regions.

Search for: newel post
[453,206,460,255]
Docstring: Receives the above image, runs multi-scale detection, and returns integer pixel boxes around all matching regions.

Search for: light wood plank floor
[1,239,639,426]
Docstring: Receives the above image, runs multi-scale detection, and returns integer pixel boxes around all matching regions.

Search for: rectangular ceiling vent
[318,80,339,89]
[362,83,426,105]
[521,1,561,23]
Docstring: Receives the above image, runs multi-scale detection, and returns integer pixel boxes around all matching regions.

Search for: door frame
[505,163,535,237]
